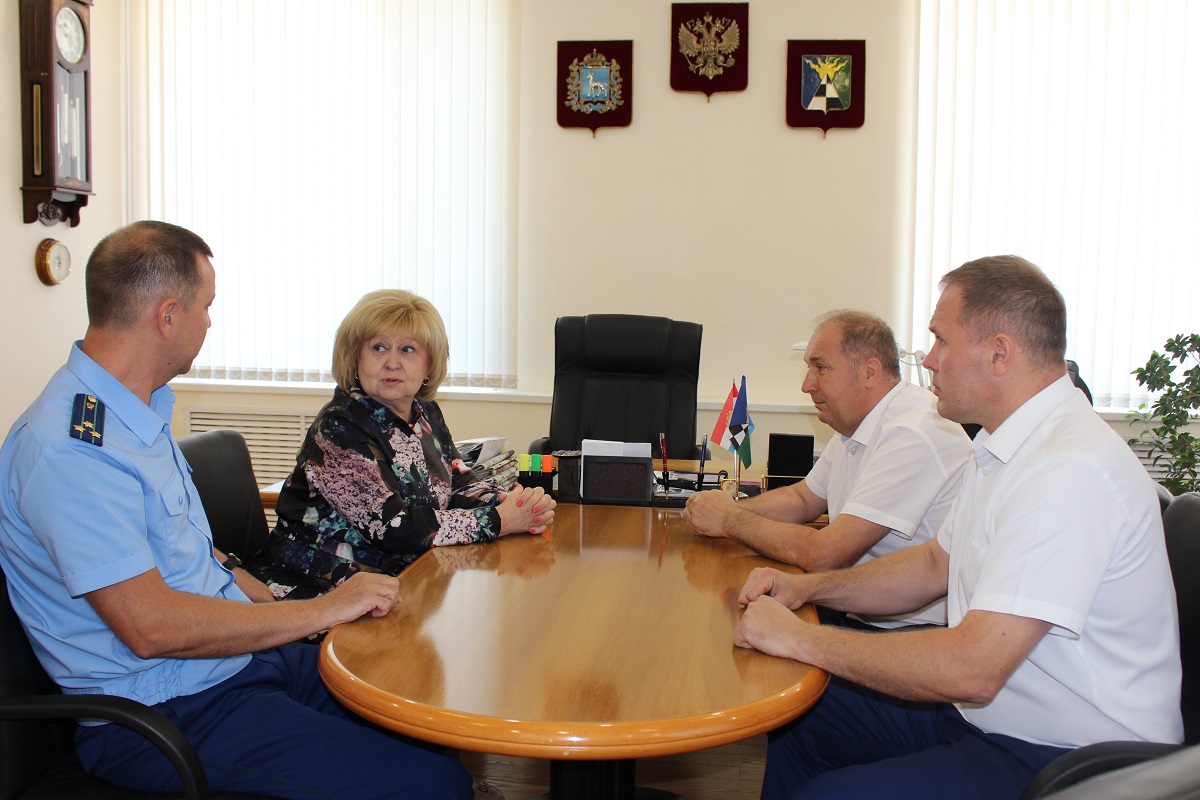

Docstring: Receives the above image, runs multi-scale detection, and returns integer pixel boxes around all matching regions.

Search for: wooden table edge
[319,606,829,760]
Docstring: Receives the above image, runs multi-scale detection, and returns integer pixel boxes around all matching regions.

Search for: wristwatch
[221,552,244,571]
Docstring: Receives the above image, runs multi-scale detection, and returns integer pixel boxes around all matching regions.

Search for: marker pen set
[517,453,556,493]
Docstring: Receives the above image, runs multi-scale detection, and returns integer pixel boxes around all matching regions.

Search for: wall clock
[35,239,72,286]
[19,0,94,227]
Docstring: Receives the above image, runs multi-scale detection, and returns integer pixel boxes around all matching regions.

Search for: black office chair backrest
[546,315,702,459]
[1164,491,1200,743]
[177,429,270,561]
[1157,483,1175,517]
[1066,360,1093,405]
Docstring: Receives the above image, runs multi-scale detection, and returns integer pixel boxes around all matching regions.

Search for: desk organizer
[555,455,581,502]
[580,455,654,506]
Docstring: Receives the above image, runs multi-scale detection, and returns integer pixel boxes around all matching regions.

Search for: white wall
[174,0,921,457]
[513,1,920,402]
[0,3,124,432]
[1,2,1155,464]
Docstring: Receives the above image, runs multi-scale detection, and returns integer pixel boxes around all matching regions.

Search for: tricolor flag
[711,376,754,468]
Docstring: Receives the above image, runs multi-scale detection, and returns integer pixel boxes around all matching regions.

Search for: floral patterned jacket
[250,387,503,594]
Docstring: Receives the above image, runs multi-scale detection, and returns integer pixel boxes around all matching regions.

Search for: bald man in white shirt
[685,310,972,627]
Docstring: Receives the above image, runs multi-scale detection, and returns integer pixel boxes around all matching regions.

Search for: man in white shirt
[684,310,972,627]
[735,256,1182,800]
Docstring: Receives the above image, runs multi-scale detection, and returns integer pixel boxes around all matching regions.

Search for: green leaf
[1129,333,1200,493]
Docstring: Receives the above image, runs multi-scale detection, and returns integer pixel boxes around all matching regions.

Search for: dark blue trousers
[763,677,1072,800]
[75,643,472,799]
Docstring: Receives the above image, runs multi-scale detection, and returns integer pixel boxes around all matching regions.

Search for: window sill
[167,377,1139,421]
[169,377,554,404]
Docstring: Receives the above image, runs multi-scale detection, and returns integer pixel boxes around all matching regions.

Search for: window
[127,0,518,387]
[910,0,1200,409]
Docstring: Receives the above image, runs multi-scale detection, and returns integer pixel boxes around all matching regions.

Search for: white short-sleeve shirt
[937,375,1182,748]
[805,381,973,626]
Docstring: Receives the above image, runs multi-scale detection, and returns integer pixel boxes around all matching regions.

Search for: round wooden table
[320,504,827,798]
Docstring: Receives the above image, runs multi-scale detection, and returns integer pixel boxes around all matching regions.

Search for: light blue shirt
[0,342,250,706]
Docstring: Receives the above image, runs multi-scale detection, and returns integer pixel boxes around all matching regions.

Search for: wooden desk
[319,504,827,797]
[258,459,758,514]
[259,480,283,512]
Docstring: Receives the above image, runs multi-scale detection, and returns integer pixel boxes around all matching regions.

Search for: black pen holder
[519,470,555,494]
[555,456,582,503]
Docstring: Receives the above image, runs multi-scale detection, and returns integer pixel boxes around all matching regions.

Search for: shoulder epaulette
[69,394,105,447]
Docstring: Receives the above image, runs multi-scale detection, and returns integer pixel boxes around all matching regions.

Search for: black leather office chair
[1019,491,1200,799]
[1065,359,1092,405]
[0,429,278,800]
[177,429,270,563]
[1038,743,1200,799]
[1157,483,1175,517]
[530,314,703,459]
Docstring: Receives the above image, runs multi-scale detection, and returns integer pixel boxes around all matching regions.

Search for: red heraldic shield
[786,40,866,135]
[671,3,749,98]
[557,41,634,135]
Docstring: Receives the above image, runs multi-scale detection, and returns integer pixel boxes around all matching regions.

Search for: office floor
[459,735,766,800]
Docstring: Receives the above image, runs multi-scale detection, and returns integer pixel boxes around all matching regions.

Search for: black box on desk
[556,456,581,503]
[581,455,653,506]
[763,433,815,491]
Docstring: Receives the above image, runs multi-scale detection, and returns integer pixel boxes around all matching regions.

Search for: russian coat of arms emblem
[670,3,749,98]
[677,13,740,80]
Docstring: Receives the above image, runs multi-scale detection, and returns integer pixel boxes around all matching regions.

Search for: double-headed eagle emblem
[677,13,741,80]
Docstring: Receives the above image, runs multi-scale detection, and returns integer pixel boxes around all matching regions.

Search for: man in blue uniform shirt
[0,221,472,799]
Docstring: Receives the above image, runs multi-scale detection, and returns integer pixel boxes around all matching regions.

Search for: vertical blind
[911,0,1200,409]
[126,0,518,387]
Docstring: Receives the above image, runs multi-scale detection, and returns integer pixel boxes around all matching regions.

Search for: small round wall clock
[35,239,72,286]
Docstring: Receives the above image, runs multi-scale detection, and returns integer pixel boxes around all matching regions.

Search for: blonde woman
[250,290,554,597]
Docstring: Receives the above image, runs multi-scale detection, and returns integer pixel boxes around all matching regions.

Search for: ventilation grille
[187,408,314,484]
[1128,440,1171,484]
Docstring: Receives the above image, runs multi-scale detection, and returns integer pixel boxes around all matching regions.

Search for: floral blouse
[250,386,503,595]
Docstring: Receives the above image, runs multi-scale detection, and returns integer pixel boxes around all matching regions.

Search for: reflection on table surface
[320,504,828,759]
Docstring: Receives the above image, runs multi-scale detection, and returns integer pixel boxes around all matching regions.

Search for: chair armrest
[529,437,551,455]
[1019,740,1185,799]
[0,693,210,800]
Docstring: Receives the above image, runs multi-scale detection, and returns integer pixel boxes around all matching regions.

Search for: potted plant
[1129,333,1200,495]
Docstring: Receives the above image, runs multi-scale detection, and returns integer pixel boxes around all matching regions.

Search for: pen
[659,432,669,491]
[697,433,708,488]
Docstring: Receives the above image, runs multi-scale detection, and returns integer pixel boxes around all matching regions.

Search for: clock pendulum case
[19,0,94,227]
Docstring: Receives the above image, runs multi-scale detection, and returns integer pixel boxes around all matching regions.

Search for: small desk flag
[711,376,753,468]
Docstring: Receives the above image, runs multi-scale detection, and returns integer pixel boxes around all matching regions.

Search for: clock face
[55,6,86,64]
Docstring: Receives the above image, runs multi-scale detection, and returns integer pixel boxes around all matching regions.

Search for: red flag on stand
[711,381,738,447]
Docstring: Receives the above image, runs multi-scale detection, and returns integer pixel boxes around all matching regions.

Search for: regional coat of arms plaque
[786,40,866,136]
[558,41,634,135]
